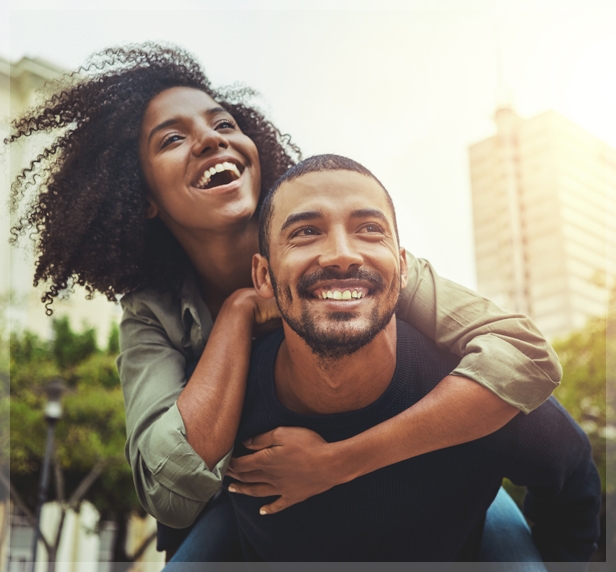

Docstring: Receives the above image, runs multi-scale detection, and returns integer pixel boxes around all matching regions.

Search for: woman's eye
[216,119,236,130]
[161,134,183,148]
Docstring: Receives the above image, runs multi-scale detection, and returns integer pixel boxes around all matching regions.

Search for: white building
[1,54,122,346]
[469,106,616,340]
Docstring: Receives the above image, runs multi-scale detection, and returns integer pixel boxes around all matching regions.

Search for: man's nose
[318,228,363,271]
[192,124,228,156]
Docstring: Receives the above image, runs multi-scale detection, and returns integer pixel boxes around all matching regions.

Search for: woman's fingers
[226,468,268,483]
[258,497,293,515]
[227,481,276,498]
[242,428,281,450]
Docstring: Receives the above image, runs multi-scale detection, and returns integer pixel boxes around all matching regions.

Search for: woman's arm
[397,251,562,412]
[226,251,563,514]
[118,286,277,528]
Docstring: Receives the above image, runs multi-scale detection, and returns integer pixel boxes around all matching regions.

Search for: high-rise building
[469,107,615,340]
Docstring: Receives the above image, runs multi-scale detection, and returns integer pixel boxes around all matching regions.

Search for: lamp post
[31,378,65,572]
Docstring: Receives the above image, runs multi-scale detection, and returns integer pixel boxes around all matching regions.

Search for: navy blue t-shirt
[227,321,600,562]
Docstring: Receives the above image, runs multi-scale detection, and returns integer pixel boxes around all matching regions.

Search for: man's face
[256,170,407,360]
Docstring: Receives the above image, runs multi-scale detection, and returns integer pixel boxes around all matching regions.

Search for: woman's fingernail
[228,485,237,493]
[244,438,252,446]
[259,508,268,515]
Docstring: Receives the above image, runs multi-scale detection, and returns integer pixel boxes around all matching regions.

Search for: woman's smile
[139,86,261,233]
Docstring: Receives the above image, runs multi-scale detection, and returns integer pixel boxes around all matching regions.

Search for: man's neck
[274,319,398,415]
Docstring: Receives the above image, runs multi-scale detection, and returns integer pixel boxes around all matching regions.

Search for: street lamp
[31,378,65,572]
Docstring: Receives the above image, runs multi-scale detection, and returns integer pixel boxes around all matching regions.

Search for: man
[226,154,601,562]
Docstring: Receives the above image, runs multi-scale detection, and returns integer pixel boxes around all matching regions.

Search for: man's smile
[295,269,385,305]
[312,287,368,300]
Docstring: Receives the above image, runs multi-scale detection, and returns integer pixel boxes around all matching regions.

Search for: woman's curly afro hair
[7,42,301,314]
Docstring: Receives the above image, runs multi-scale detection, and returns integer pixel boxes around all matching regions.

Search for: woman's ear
[146,197,159,219]
[252,254,275,299]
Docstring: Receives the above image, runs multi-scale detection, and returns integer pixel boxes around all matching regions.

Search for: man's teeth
[196,162,241,188]
[319,289,364,300]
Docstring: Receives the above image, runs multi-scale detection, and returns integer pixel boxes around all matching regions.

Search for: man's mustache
[295,267,386,298]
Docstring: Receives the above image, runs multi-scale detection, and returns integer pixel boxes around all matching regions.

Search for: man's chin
[304,333,374,361]
[287,319,386,361]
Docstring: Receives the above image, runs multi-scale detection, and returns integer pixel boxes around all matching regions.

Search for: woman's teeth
[318,289,365,300]
[196,162,241,189]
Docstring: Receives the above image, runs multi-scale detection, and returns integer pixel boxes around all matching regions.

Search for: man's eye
[359,223,384,234]
[161,134,183,148]
[290,227,320,238]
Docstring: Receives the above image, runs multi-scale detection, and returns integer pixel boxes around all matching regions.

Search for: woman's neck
[178,218,260,318]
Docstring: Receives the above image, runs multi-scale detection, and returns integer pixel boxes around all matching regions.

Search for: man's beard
[270,266,400,361]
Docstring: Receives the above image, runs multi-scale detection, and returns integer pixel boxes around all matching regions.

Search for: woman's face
[139,87,261,237]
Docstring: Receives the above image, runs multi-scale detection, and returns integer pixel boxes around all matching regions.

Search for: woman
[7,42,558,562]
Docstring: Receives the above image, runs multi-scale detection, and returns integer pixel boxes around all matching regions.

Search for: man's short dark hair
[258,154,400,260]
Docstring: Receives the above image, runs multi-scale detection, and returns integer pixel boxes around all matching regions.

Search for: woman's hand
[226,427,345,515]
[227,288,281,337]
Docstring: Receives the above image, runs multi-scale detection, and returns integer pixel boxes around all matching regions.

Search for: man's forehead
[273,170,393,225]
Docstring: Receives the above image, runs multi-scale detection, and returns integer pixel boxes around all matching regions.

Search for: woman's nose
[192,124,228,156]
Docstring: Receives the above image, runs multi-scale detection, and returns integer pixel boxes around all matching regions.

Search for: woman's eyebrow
[205,106,229,117]
[148,107,230,142]
[148,118,179,143]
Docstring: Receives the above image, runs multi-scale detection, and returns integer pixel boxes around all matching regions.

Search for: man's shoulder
[396,319,461,372]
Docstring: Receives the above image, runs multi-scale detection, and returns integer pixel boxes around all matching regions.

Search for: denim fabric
[166,490,242,564]
[479,487,547,570]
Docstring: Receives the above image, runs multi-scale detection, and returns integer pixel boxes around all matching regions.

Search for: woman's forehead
[143,87,221,125]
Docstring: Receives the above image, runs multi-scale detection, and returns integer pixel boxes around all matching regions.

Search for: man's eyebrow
[148,107,230,143]
[351,209,389,223]
[280,211,323,232]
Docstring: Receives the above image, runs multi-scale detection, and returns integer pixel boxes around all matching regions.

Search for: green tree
[4,317,155,571]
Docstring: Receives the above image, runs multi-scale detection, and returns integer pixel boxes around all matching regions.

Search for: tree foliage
[552,317,610,494]
[8,317,140,519]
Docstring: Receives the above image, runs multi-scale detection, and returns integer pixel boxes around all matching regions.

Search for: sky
[2,0,615,289]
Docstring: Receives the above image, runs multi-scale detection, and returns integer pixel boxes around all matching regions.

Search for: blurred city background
[1,3,614,570]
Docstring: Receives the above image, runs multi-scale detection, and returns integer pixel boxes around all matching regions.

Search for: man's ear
[252,254,275,299]
[146,197,159,219]
[399,247,408,290]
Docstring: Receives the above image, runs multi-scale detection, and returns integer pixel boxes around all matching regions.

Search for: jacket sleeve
[508,398,602,565]
[396,251,562,413]
[117,291,231,529]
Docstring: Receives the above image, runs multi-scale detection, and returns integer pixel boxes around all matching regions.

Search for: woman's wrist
[219,288,260,323]
[325,439,366,486]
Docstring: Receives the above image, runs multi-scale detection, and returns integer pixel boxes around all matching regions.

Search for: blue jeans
[479,487,546,570]
[163,487,546,566]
